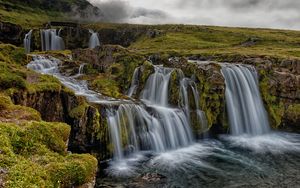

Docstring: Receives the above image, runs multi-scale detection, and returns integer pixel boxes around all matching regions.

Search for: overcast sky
[88,0,300,30]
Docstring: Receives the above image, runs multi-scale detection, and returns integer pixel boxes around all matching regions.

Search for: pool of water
[97,132,300,188]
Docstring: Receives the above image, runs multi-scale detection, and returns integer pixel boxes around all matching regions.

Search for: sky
[87,0,300,30]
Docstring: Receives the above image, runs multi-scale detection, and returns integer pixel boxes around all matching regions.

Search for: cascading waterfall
[221,64,270,135]
[107,65,208,160]
[24,30,33,54]
[27,55,208,161]
[40,29,65,51]
[89,30,100,49]
[27,55,104,103]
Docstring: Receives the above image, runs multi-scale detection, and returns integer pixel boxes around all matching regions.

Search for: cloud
[87,0,169,23]
[87,0,300,29]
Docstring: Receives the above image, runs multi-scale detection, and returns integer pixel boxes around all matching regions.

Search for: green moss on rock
[0,121,98,188]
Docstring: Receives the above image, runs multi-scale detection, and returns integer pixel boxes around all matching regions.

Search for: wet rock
[141,173,166,182]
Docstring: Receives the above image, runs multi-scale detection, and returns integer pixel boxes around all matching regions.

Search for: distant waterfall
[89,30,100,49]
[107,66,208,160]
[40,29,65,51]
[24,30,33,54]
[221,64,270,135]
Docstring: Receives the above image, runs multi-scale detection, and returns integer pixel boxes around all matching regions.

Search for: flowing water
[24,30,32,54]
[221,64,270,135]
[40,29,65,51]
[89,30,101,49]
[27,56,300,187]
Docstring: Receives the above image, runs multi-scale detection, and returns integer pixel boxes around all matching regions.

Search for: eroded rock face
[0,22,24,45]
[11,88,112,161]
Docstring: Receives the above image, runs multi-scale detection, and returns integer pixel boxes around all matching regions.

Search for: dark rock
[0,21,24,45]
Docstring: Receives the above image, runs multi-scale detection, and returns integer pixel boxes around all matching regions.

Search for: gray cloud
[88,0,300,29]
[87,0,169,23]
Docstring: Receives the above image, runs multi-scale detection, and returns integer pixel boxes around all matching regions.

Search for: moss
[0,73,26,90]
[259,76,285,128]
[285,104,300,125]
[27,74,62,93]
[169,70,181,106]
[0,94,13,110]
[69,103,88,119]
[90,75,123,98]
[47,154,97,187]
[0,121,98,187]
[0,93,41,122]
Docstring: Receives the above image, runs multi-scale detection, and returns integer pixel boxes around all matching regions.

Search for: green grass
[0,0,68,28]
[128,25,300,59]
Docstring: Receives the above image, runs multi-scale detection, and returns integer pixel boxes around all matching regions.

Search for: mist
[88,0,300,30]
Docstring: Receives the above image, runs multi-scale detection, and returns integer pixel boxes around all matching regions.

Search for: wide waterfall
[89,30,100,49]
[221,64,270,135]
[26,56,300,186]
[40,29,65,51]
[107,65,208,160]
[24,30,33,54]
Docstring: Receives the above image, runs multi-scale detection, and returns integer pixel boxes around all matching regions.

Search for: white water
[26,56,300,181]
[106,65,209,161]
[26,55,116,104]
[89,30,100,49]
[127,67,140,97]
[24,30,33,54]
[221,64,270,135]
[41,29,65,51]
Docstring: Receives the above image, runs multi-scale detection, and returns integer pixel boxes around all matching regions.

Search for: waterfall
[89,30,100,49]
[140,66,173,106]
[27,56,103,102]
[127,67,140,97]
[40,29,65,51]
[221,64,270,135]
[24,30,33,54]
[27,55,208,161]
[107,65,208,160]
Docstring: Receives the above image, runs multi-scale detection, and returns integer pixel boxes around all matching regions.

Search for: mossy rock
[285,104,300,126]
[0,121,98,188]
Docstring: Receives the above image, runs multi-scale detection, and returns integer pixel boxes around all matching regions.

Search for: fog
[88,0,300,29]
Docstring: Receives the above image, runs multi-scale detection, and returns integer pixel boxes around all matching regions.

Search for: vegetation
[0,44,98,187]
[0,0,95,28]
[128,25,300,60]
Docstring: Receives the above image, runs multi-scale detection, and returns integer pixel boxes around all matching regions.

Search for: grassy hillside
[0,0,99,28]
[127,25,300,60]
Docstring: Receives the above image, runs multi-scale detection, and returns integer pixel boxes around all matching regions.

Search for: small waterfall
[27,55,207,161]
[24,30,33,54]
[107,65,208,160]
[40,29,65,51]
[127,67,140,97]
[180,77,208,132]
[89,30,100,49]
[221,64,270,135]
[27,56,102,102]
[141,66,173,106]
